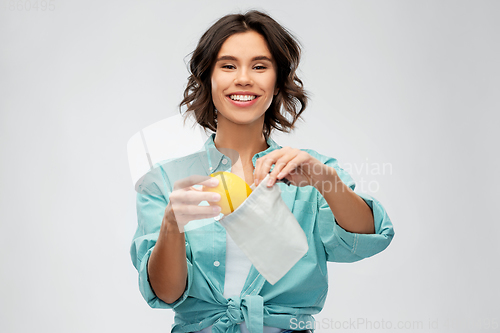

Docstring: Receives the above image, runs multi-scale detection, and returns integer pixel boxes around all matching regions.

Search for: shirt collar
[201,133,281,174]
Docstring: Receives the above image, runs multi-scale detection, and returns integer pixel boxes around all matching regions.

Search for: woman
[130,10,394,333]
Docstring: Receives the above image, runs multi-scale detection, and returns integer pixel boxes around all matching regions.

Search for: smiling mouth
[228,94,258,102]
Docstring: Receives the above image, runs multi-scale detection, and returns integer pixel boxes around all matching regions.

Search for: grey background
[1,0,498,332]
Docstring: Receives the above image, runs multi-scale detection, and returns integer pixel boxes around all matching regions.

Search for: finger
[290,155,316,186]
[170,188,222,205]
[266,156,292,187]
[276,155,307,185]
[197,176,220,188]
[275,163,295,183]
[173,174,218,190]
[259,157,276,186]
[171,203,222,223]
[253,156,263,187]
[254,152,280,187]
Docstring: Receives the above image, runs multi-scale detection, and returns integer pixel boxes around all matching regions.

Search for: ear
[274,87,279,96]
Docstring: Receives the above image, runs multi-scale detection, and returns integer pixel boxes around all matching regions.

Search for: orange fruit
[203,171,252,215]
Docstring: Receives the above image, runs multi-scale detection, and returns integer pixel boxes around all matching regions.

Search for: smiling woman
[211,30,279,128]
[130,9,394,333]
[179,11,308,141]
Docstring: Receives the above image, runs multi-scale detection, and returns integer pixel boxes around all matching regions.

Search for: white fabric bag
[219,174,308,285]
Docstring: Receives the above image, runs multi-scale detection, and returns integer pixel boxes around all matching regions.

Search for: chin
[227,113,264,124]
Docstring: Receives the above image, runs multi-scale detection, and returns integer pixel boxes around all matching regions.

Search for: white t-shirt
[193,232,285,333]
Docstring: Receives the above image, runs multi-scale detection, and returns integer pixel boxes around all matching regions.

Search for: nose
[234,68,252,86]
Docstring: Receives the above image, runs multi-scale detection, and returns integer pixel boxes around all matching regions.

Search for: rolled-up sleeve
[130,168,193,309]
[316,157,395,263]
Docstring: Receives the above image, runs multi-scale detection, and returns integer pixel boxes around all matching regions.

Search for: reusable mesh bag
[219,174,308,285]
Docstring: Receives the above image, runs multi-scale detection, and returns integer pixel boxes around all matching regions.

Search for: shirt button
[213,261,220,267]
[209,167,213,171]
[222,158,228,165]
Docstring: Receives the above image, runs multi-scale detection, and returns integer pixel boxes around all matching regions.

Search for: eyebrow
[216,55,273,63]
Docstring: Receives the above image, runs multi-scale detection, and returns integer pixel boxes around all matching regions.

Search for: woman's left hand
[254,147,332,188]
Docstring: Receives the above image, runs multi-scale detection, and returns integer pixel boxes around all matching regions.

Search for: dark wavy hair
[179,10,309,140]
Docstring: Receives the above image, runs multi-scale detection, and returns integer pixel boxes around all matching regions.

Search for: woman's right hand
[163,175,222,232]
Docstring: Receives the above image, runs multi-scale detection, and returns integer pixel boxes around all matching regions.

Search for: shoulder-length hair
[179,10,309,140]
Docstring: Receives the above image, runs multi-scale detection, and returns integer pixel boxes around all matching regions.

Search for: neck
[213,120,269,166]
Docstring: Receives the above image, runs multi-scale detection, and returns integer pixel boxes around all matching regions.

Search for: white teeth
[230,95,256,101]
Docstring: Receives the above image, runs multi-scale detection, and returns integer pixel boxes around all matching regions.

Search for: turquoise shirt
[130,133,394,333]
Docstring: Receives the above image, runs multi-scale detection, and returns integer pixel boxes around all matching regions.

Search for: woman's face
[211,30,279,126]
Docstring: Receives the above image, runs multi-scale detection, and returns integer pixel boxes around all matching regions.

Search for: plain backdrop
[1,0,499,332]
